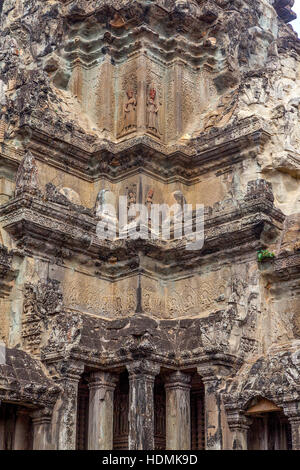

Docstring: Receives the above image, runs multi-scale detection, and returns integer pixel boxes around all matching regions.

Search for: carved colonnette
[46,360,85,450]
[164,371,191,450]
[126,360,160,450]
[87,371,118,450]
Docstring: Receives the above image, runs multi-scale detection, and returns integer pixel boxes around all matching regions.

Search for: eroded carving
[123,90,137,133]
[146,88,160,136]
[15,151,41,197]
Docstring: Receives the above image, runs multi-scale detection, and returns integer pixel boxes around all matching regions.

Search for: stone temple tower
[0,0,300,451]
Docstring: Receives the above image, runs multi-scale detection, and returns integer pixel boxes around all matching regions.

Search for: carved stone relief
[22,280,63,355]
[15,151,41,197]
[94,189,116,221]
[118,68,138,138]
[146,88,160,136]
[123,90,137,133]
[62,272,137,318]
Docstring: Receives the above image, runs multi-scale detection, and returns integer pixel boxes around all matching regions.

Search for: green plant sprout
[257,249,275,262]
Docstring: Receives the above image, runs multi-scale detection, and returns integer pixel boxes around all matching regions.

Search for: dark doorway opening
[113,370,129,450]
[247,410,292,450]
[190,373,205,450]
[154,375,166,450]
[76,376,89,450]
[0,403,33,450]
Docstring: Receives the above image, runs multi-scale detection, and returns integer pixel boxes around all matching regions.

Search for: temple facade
[0,0,300,451]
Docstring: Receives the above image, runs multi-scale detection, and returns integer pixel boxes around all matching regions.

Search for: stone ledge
[21,116,271,181]
[0,347,61,409]
[0,182,284,276]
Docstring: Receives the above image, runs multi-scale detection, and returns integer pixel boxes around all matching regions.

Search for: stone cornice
[43,348,241,376]
[0,183,284,277]
[61,0,219,28]
[39,308,247,370]
[20,116,271,182]
[260,252,300,282]
[0,347,61,409]
[59,0,297,26]
[63,26,221,68]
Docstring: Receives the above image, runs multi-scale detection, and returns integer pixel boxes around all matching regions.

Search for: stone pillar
[175,62,183,139]
[197,366,225,450]
[31,409,52,450]
[101,56,113,137]
[51,361,84,450]
[226,408,252,450]
[127,360,160,450]
[14,408,32,450]
[284,401,300,450]
[137,53,147,133]
[165,371,191,450]
[88,371,118,450]
[289,416,300,450]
